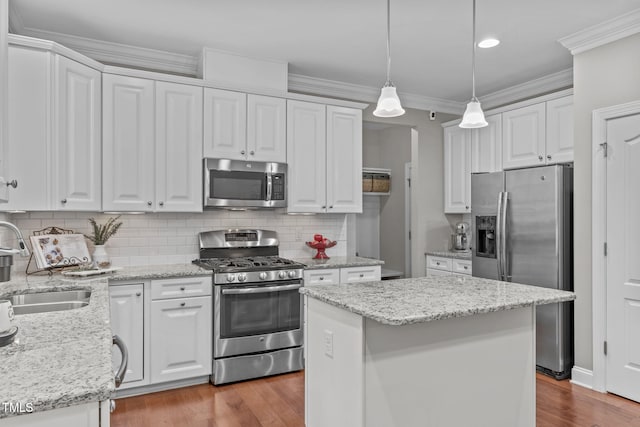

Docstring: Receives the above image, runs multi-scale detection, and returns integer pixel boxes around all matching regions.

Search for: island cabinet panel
[0,401,103,427]
[109,283,145,385]
[305,297,536,427]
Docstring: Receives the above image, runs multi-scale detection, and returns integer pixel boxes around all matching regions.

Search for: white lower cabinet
[426,255,472,277]
[0,402,107,427]
[109,284,145,386]
[150,295,212,384]
[304,268,340,285]
[304,265,381,285]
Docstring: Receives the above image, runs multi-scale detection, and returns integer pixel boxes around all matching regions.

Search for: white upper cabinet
[247,94,286,162]
[545,95,574,164]
[326,106,362,213]
[502,103,546,170]
[287,100,327,213]
[203,88,246,159]
[102,74,155,212]
[5,45,101,211]
[155,81,203,212]
[204,89,286,162]
[444,125,471,213]
[54,55,102,211]
[471,114,502,173]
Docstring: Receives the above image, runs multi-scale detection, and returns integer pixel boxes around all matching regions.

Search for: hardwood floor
[111,372,640,426]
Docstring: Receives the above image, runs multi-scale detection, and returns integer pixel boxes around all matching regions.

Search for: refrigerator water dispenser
[475,216,496,258]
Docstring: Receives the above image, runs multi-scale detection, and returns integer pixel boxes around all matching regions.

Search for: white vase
[92,245,110,268]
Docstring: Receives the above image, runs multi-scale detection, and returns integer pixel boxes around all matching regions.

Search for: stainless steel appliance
[451,221,470,252]
[471,164,573,379]
[193,229,305,385]
[204,158,287,209]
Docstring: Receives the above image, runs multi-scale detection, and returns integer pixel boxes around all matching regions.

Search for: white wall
[6,211,348,271]
[572,32,640,370]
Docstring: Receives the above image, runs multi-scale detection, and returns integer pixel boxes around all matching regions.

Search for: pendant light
[373,0,405,117]
[459,0,488,128]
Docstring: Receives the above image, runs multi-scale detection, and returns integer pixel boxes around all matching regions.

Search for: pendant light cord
[386,0,392,85]
[471,0,477,101]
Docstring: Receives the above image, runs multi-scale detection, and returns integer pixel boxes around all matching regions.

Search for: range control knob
[278,271,288,279]
[238,273,247,282]
[226,274,236,282]
[259,272,268,280]
[288,270,297,279]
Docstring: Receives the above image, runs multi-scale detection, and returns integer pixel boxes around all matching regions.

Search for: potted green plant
[85,216,123,268]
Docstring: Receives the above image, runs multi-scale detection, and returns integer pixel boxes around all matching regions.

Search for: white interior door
[606,112,640,402]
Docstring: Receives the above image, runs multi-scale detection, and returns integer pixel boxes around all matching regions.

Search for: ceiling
[8,0,640,105]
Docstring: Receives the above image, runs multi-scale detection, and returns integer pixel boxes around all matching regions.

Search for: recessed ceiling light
[478,38,500,48]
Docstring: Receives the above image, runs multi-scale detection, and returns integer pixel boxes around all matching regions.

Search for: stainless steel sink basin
[10,290,91,315]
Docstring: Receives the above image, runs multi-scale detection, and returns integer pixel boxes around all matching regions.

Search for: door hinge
[604,341,608,355]
[407,178,411,188]
[604,242,607,256]
[408,231,411,240]
[600,142,608,158]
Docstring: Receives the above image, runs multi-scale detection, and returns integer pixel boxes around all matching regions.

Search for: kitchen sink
[10,290,91,315]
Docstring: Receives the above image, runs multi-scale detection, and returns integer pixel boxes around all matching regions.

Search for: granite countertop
[425,250,472,260]
[300,275,575,326]
[108,263,210,281]
[0,274,114,418]
[293,256,384,270]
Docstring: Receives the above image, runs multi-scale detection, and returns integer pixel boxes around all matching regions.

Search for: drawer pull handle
[359,274,364,277]
[464,266,468,270]
[180,287,185,291]
[319,277,324,280]
[180,302,186,307]
[135,292,141,297]
[436,262,440,265]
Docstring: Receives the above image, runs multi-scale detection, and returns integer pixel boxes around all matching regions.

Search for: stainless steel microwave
[203,158,287,209]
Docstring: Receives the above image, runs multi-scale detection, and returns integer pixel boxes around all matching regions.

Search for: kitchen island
[300,275,575,427]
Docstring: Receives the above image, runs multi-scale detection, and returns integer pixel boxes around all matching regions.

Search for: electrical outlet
[323,330,334,358]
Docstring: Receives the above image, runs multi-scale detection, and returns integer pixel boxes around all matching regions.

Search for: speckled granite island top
[108,263,210,281]
[0,274,114,418]
[300,275,575,326]
[425,250,472,260]
[293,256,384,270]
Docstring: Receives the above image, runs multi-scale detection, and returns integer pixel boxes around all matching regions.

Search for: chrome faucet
[0,221,30,257]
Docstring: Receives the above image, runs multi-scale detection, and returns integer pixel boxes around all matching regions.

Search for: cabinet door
[155,82,203,212]
[110,284,145,384]
[304,269,340,285]
[471,114,502,173]
[326,106,362,213]
[150,296,212,383]
[287,100,327,213]
[502,103,546,169]
[340,266,381,283]
[54,55,102,211]
[203,88,246,159]
[444,126,471,213]
[5,46,52,211]
[247,94,286,162]
[545,95,574,164]
[102,74,155,211]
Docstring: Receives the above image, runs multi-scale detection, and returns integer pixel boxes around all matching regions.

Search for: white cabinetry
[5,45,101,211]
[545,95,574,164]
[304,265,381,285]
[287,100,363,213]
[150,277,212,384]
[203,89,286,162]
[0,402,105,427]
[426,255,471,277]
[444,125,471,213]
[471,114,502,173]
[109,283,145,387]
[103,75,203,212]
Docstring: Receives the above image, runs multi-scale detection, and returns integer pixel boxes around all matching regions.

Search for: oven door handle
[222,283,301,295]
[266,174,273,202]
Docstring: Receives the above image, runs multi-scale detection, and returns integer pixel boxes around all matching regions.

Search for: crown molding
[288,73,465,115]
[559,8,640,55]
[479,68,573,110]
[19,27,199,76]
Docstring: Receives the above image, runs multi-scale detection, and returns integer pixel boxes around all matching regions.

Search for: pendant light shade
[459,0,488,129]
[373,0,405,118]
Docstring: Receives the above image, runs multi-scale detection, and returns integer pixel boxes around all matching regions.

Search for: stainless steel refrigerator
[471,164,573,379]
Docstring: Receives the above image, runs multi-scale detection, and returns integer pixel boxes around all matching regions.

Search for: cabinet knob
[329,205,334,209]
[159,201,164,207]
[359,274,364,278]
[147,201,152,206]
[250,150,255,155]
[436,262,440,265]
[61,199,67,204]
[319,277,324,281]
[547,155,552,160]
[465,205,469,210]
[538,155,543,161]
[5,179,17,189]
[180,302,186,307]
[180,287,185,291]
[135,292,141,297]
[463,266,468,270]
[241,150,246,155]
[321,206,326,209]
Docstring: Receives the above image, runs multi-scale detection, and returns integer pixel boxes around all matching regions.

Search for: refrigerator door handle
[501,191,510,281]
[496,192,504,281]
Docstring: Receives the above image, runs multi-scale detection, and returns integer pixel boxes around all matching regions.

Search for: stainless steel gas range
[193,229,305,385]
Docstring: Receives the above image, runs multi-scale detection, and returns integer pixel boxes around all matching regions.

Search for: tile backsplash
[6,211,348,271]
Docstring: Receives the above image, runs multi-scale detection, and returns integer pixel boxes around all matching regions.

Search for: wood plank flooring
[111,372,640,427]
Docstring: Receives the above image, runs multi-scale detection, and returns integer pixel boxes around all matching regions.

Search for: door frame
[591,100,640,392]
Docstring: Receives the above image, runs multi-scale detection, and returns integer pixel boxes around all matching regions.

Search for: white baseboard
[570,366,594,389]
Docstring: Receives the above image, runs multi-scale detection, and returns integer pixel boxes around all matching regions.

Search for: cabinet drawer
[150,277,212,300]
[340,266,381,283]
[426,268,452,277]
[304,269,340,285]
[452,259,472,275]
[426,256,452,272]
